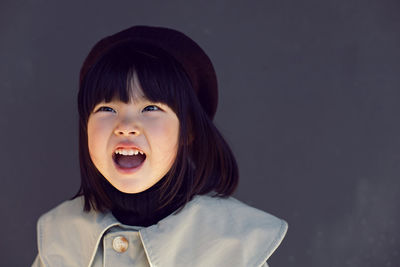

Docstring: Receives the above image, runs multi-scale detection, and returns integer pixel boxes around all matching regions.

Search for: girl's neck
[103,177,184,227]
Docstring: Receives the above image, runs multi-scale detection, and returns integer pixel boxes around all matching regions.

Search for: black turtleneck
[103,177,185,227]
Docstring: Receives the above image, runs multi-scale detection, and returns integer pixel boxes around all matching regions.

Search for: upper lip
[112,141,145,154]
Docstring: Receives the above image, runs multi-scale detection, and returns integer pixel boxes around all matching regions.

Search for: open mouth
[112,148,146,169]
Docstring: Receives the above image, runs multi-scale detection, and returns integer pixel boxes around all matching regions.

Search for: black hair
[75,41,238,212]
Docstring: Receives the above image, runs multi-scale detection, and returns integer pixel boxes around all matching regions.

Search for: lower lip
[113,160,145,174]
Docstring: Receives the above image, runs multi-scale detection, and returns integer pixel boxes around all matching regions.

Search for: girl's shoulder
[139,194,288,266]
[38,194,288,236]
[194,193,287,228]
[182,194,288,240]
[37,195,287,267]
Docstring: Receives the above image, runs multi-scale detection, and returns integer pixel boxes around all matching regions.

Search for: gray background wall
[1,0,399,266]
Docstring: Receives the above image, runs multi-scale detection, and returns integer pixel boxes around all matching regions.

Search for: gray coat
[32,194,287,267]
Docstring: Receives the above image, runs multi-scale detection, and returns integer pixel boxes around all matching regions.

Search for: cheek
[87,121,98,160]
[87,118,110,158]
[150,120,180,156]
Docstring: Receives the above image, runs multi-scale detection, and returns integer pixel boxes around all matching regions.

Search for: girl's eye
[96,106,116,113]
[142,105,161,112]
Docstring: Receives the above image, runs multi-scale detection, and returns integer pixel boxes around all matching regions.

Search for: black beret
[79,25,218,119]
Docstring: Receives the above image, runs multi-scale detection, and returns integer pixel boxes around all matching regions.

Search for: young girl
[32,25,287,267]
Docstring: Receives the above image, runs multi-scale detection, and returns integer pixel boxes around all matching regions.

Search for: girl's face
[87,76,180,193]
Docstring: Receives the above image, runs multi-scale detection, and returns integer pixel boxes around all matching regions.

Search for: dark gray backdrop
[1,0,399,266]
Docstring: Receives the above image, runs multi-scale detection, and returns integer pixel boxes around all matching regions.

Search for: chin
[110,179,155,194]
[116,187,146,194]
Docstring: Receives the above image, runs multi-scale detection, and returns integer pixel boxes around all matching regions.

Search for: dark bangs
[76,40,238,212]
[78,41,188,121]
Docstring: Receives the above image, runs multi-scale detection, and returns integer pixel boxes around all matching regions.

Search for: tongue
[114,154,146,168]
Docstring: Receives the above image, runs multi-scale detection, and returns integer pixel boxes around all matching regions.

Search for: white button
[112,236,129,253]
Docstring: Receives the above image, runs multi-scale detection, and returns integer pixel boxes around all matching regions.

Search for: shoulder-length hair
[75,41,238,212]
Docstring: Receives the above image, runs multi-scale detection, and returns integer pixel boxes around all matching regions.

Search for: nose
[114,119,141,136]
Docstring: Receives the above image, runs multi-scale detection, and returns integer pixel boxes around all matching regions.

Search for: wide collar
[37,195,287,267]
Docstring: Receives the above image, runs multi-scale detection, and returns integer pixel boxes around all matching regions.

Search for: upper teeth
[115,148,144,156]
